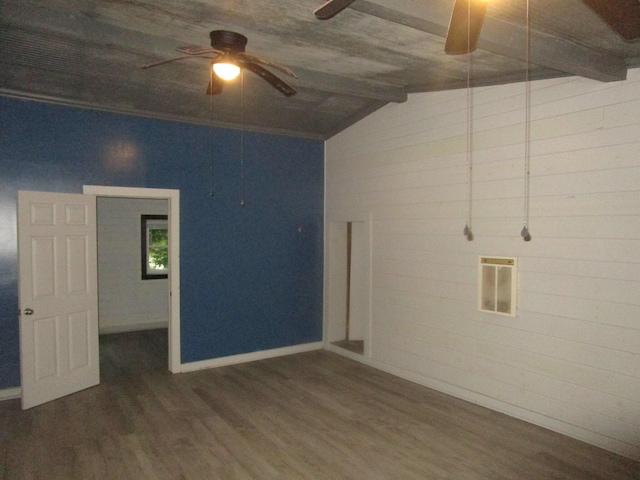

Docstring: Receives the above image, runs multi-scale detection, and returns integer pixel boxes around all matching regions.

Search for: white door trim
[83,185,181,373]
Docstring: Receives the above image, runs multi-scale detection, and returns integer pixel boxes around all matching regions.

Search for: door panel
[31,236,56,297]
[68,311,91,369]
[18,191,99,409]
[33,316,58,380]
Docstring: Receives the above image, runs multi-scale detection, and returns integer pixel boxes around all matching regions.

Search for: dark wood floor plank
[1,328,639,480]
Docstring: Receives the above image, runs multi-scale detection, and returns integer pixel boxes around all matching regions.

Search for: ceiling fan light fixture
[213,62,241,80]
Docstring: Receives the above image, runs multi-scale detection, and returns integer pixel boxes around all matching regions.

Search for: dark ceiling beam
[294,67,408,103]
[478,17,627,83]
[351,0,627,83]
[407,68,571,94]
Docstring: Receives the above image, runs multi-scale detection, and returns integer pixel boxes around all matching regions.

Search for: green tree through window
[142,215,168,279]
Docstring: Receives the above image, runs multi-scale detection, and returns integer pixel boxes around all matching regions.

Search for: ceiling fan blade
[141,54,216,69]
[582,0,640,41]
[314,0,356,20]
[445,0,489,55]
[237,52,298,79]
[177,45,224,56]
[207,73,224,95]
[241,62,297,97]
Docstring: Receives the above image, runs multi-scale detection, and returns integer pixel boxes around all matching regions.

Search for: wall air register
[478,256,517,317]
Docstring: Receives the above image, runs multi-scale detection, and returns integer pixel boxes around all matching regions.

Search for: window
[478,256,517,317]
[141,215,168,279]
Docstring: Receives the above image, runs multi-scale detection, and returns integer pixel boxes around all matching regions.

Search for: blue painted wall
[0,96,324,389]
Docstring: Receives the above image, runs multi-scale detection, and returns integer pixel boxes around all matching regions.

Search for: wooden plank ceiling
[1,0,639,139]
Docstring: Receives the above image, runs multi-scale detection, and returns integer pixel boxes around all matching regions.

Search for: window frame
[141,214,169,280]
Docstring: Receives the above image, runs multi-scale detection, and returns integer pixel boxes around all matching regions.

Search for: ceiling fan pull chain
[240,70,246,207]
[239,4,246,207]
[522,0,532,242]
[209,66,215,198]
[464,0,474,242]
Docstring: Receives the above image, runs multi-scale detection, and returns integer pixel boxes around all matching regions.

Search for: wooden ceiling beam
[478,17,627,83]
[352,0,627,83]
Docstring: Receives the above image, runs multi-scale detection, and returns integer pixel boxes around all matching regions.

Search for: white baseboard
[327,349,640,461]
[99,321,168,335]
[180,341,323,373]
[0,387,21,401]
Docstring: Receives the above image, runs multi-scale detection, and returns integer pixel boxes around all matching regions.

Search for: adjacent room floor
[0,328,638,479]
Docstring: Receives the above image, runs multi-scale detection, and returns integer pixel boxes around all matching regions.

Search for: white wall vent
[478,256,517,317]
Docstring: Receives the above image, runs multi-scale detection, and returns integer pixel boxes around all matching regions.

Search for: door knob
[24,308,34,315]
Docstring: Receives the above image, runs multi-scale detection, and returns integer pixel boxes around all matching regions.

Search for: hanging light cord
[209,65,215,197]
[521,0,532,241]
[240,70,245,206]
[463,0,473,241]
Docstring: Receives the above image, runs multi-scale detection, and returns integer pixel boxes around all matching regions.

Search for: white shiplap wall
[97,197,169,333]
[324,69,640,459]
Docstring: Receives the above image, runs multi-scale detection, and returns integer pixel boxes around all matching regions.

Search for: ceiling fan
[314,0,640,54]
[142,30,297,97]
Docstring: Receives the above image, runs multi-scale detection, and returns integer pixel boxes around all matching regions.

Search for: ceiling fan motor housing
[210,30,248,54]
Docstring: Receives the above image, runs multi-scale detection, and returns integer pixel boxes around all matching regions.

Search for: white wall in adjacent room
[325,69,640,459]
[97,197,169,334]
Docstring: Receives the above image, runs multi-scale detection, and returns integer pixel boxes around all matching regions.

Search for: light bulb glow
[213,62,241,80]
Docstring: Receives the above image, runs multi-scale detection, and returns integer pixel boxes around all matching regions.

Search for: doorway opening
[326,218,370,357]
[84,186,180,373]
[96,196,170,374]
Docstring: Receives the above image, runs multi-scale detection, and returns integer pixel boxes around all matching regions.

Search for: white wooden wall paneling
[371,326,638,425]
[372,306,640,400]
[326,70,640,458]
[373,290,639,360]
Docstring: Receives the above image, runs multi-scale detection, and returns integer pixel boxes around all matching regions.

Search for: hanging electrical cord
[240,69,246,206]
[209,64,215,198]
[463,0,474,241]
[521,0,532,241]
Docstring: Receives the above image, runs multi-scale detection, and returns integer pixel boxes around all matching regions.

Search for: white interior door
[18,190,99,409]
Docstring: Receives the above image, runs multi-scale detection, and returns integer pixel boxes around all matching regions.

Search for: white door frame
[83,185,181,373]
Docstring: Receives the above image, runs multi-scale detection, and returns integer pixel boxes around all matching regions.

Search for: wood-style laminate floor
[1,329,638,479]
